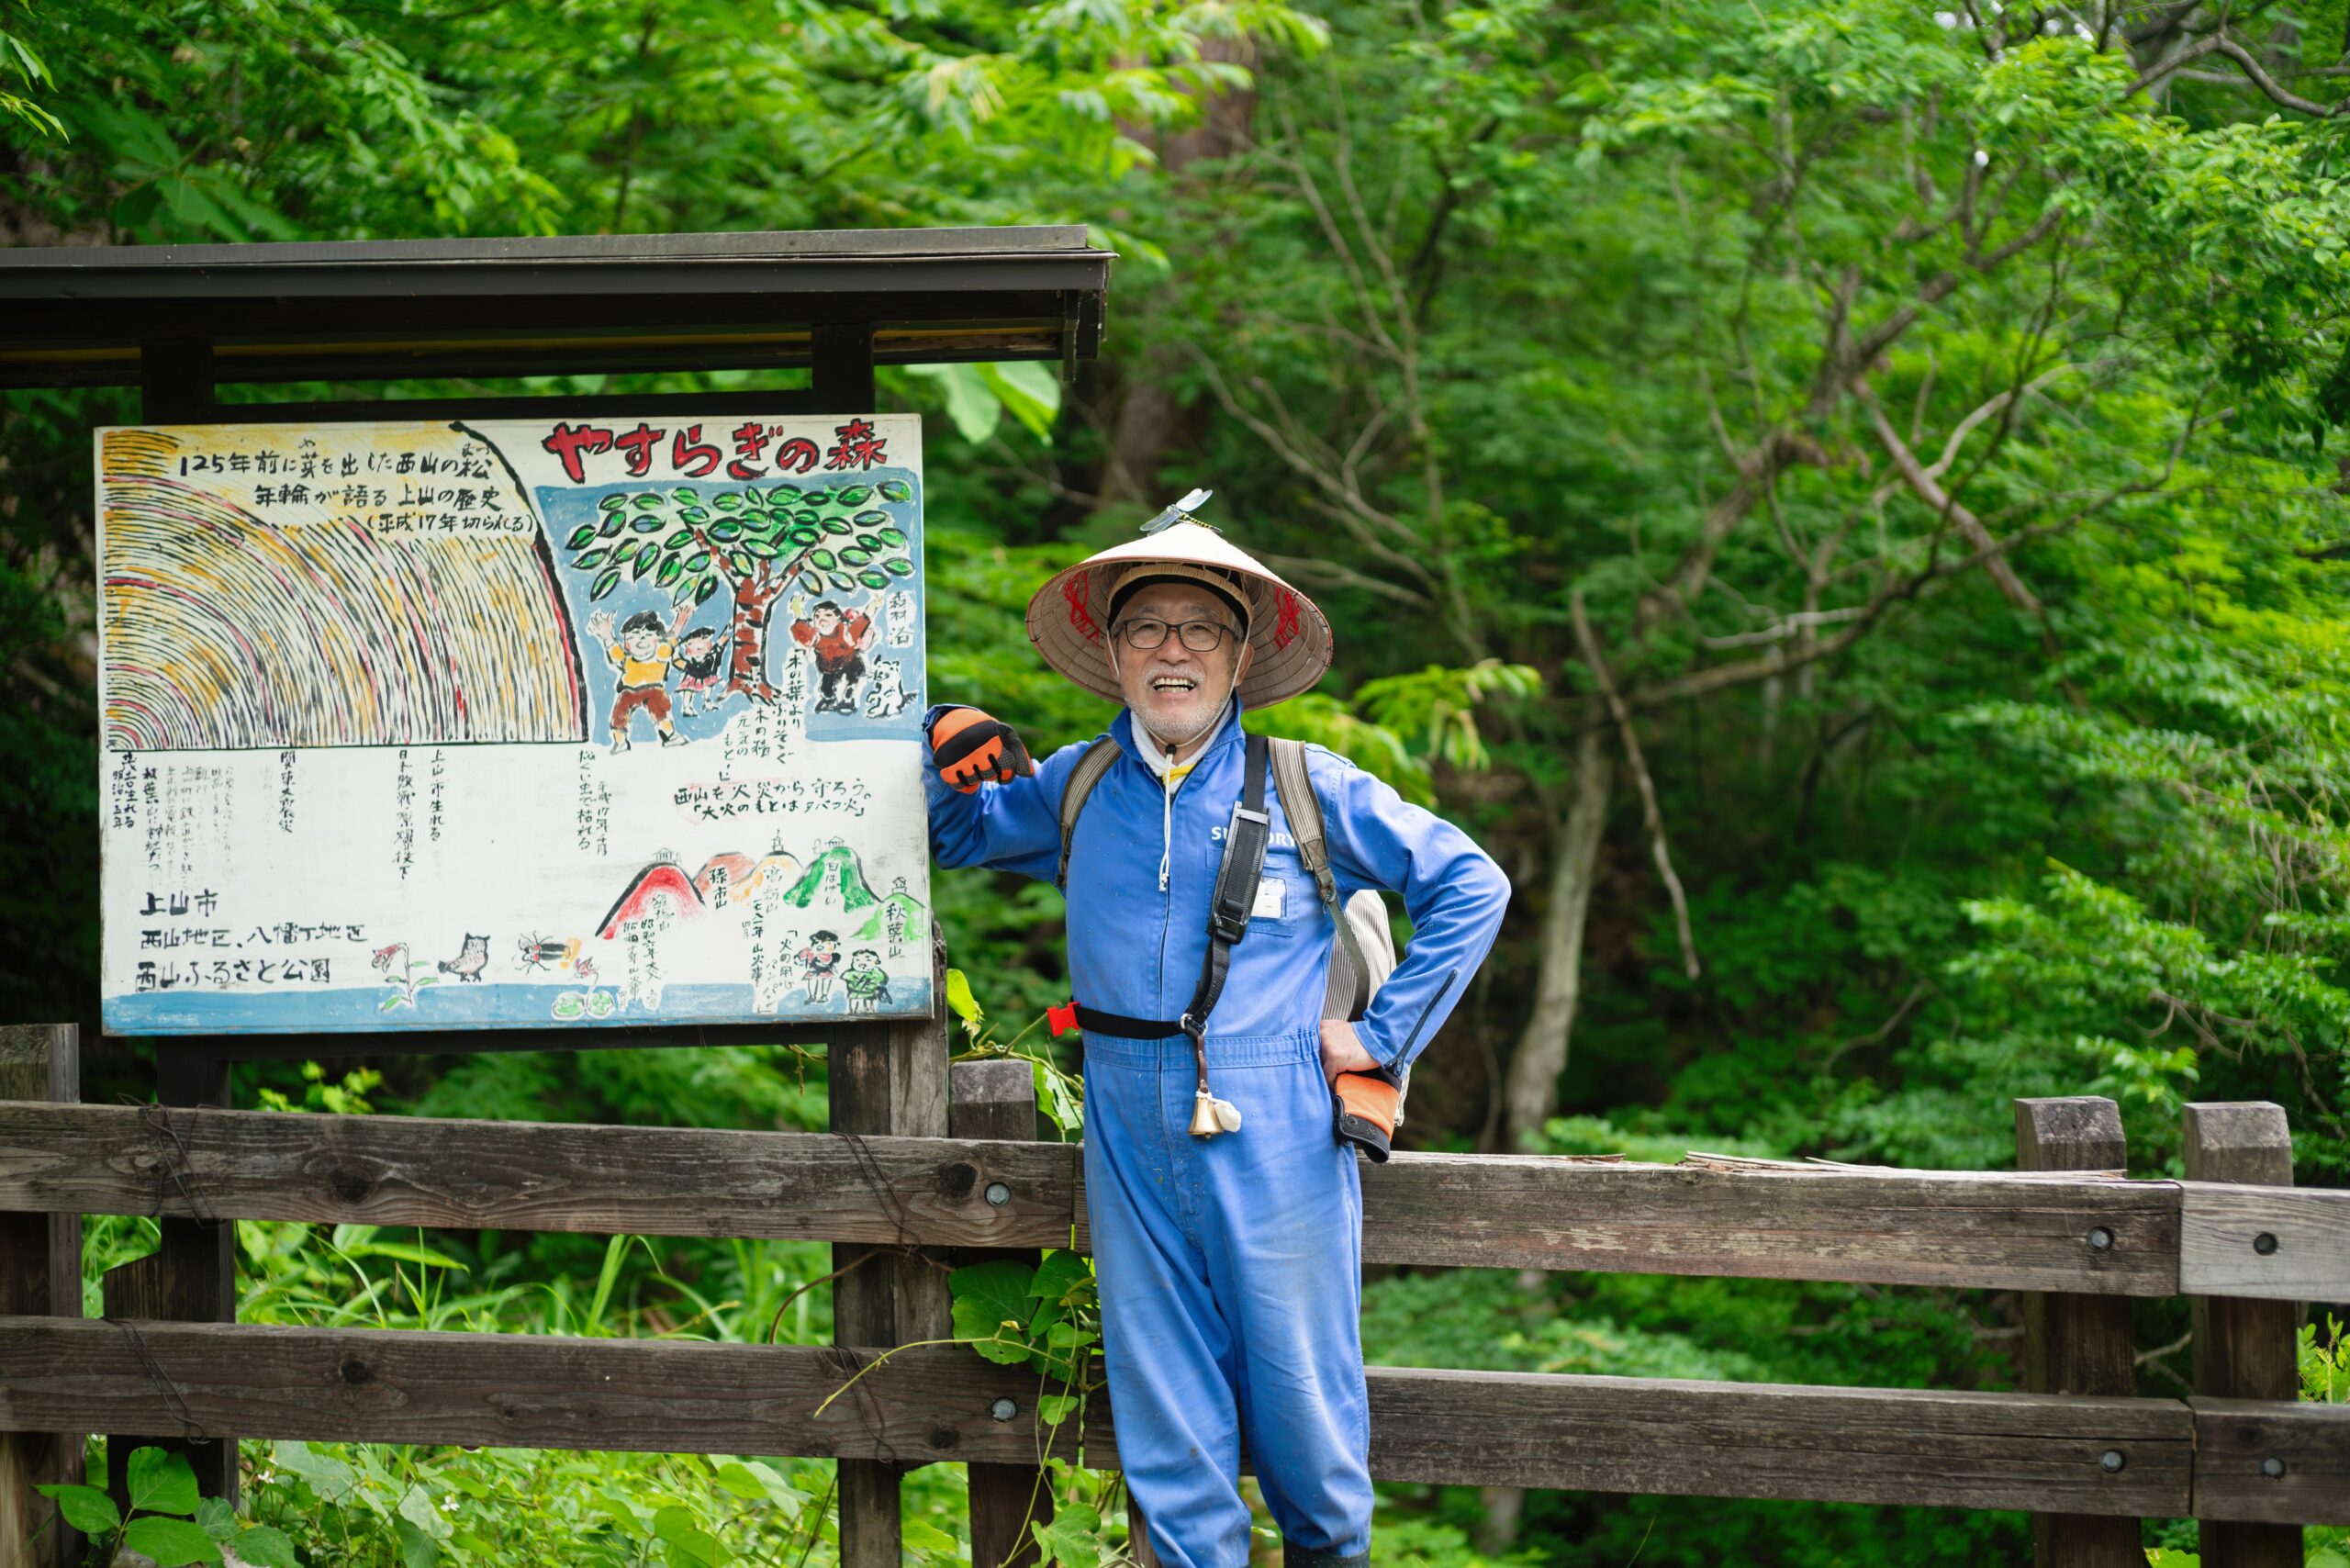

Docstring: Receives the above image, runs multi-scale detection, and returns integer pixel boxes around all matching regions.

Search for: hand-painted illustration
[98,415,929,1035]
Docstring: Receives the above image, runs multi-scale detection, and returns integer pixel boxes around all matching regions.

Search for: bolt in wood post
[2183,1103,2303,1568]
[951,1058,1055,1568]
[2014,1097,2141,1568]
[0,1025,84,1568]
[830,934,951,1568]
[104,1043,239,1509]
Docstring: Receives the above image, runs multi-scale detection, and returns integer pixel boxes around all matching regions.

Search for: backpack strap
[1056,738,1125,890]
[1270,737,1373,1024]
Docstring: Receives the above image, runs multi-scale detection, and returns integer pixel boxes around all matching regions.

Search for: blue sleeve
[1311,747,1511,1073]
[923,703,1090,884]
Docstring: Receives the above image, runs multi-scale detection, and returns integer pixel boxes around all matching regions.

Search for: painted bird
[437,934,490,982]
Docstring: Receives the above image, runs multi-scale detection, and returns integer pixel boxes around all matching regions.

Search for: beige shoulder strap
[1056,738,1125,890]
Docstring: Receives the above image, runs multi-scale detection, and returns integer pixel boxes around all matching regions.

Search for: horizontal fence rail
[6,1316,2343,1523]
[6,1101,2345,1298]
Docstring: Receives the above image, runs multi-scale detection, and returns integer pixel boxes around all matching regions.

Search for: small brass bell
[1189,1092,1244,1137]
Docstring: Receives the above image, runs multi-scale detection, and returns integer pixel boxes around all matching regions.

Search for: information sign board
[97,413,930,1034]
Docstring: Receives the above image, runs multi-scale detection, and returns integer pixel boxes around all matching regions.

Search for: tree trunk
[1502,722,1614,1150]
[724,572,784,703]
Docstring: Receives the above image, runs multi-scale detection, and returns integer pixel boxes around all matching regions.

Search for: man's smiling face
[1111,580,1251,755]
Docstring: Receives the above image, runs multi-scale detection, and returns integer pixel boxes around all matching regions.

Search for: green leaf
[882,556,913,577]
[589,570,622,601]
[903,1517,958,1552]
[232,1525,303,1568]
[584,1233,628,1333]
[710,520,743,543]
[878,479,912,503]
[944,969,984,1024]
[128,1445,201,1517]
[271,1441,357,1506]
[633,492,662,509]
[630,514,665,533]
[950,1259,1035,1363]
[713,494,742,512]
[858,570,891,590]
[566,524,599,549]
[977,360,1062,440]
[663,529,696,550]
[853,510,890,529]
[394,1516,438,1568]
[653,1504,728,1566]
[876,526,907,548]
[36,1484,120,1534]
[1027,1248,1093,1306]
[834,485,872,506]
[196,1495,237,1540]
[910,361,1002,443]
[122,1517,223,1567]
[1031,1502,1103,1568]
[599,494,630,512]
[695,576,721,604]
[709,1461,767,1501]
[1037,1393,1079,1426]
[397,1484,453,1543]
[658,555,685,585]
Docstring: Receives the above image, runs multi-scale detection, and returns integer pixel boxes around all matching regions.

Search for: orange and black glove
[929,707,1035,793]
[1333,1062,1404,1162]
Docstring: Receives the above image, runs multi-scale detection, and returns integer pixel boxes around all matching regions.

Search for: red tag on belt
[1046,1001,1080,1037]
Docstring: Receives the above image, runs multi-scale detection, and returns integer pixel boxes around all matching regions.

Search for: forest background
[4,0,2349,1562]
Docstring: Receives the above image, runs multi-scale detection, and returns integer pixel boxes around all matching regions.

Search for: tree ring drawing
[97,414,930,1035]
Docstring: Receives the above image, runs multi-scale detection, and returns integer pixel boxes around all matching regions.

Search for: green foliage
[42,1445,296,1568]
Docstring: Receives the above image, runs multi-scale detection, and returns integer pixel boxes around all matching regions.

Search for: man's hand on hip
[1317,1018,1381,1086]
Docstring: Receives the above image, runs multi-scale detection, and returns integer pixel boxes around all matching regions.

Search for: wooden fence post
[2182,1103,2303,1568]
[2013,1097,2141,1568]
[829,935,952,1568]
[103,1042,239,1511]
[0,1025,83,1568]
[951,1057,1054,1568]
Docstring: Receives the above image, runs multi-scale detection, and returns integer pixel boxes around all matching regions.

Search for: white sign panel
[97,413,929,1034]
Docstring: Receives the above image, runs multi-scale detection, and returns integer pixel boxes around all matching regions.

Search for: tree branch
[1573,592,1700,980]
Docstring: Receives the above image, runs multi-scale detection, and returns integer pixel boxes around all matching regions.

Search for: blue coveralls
[926,702,1510,1568]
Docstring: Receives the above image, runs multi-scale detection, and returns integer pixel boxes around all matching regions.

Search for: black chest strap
[1073,732,1270,1042]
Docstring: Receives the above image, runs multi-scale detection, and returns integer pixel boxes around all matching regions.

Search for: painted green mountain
[854,890,930,944]
[782,845,879,912]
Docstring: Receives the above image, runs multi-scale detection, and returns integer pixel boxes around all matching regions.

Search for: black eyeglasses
[1115,617,1239,653]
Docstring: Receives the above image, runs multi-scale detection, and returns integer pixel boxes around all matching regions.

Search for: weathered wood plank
[2016,1096,2143,1568]
[2178,1183,2350,1302]
[1359,1153,2179,1294]
[829,935,952,1568]
[2183,1103,2306,1568]
[2190,1396,2350,1527]
[0,1318,2206,1518]
[951,1058,1050,1568]
[0,1101,1068,1248]
[0,1103,2187,1294]
[0,1025,80,1568]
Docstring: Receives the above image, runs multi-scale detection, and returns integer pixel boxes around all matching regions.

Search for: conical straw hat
[1026,521,1333,710]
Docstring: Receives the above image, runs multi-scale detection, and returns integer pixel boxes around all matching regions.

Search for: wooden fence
[2,1019,2346,1568]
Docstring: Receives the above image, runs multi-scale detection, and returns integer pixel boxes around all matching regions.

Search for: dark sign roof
[0,226,1112,390]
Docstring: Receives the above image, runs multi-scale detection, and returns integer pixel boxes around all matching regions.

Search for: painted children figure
[798,929,843,1003]
[674,625,727,717]
[842,947,890,1014]
[789,590,879,714]
[587,605,691,752]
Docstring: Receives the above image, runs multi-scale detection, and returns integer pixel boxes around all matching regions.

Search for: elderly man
[923,510,1510,1568]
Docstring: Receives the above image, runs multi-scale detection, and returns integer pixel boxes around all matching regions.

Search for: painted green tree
[563,479,914,704]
